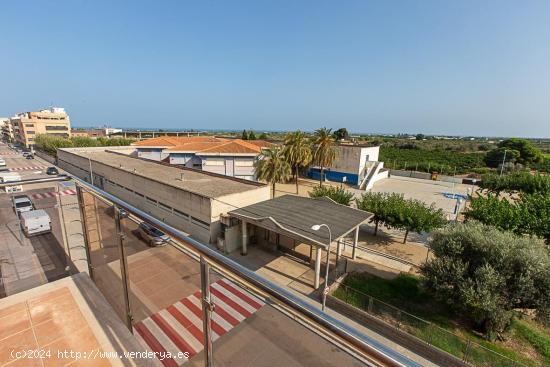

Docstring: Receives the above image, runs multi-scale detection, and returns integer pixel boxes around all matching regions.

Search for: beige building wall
[11,109,71,147]
[57,148,270,245]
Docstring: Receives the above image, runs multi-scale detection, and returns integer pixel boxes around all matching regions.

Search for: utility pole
[499,149,508,176]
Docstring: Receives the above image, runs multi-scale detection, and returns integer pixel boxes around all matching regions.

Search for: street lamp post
[311,223,332,311]
[499,149,508,176]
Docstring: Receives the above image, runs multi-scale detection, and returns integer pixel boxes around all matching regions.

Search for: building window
[235,160,254,167]
[134,191,144,198]
[204,159,224,166]
[191,216,210,229]
[26,130,36,135]
[146,196,157,205]
[45,125,69,131]
[25,124,34,128]
[174,209,189,219]
[159,202,172,212]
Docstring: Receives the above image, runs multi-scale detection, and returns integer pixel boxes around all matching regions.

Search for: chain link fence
[332,281,533,367]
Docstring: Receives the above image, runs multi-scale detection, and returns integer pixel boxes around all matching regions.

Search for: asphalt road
[0,143,73,296]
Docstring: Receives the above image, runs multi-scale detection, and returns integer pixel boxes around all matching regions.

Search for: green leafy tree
[254,147,291,197]
[422,221,550,338]
[34,134,135,157]
[465,194,521,233]
[283,131,312,194]
[333,127,349,141]
[309,185,354,206]
[241,129,249,140]
[479,171,550,195]
[259,132,269,140]
[356,192,445,242]
[312,127,337,186]
[394,199,447,243]
[485,147,520,168]
[498,138,544,165]
[355,192,393,235]
[248,130,257,140]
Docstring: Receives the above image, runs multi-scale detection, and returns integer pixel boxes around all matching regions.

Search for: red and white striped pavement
[133,278,265,366]
[0,152,20,156]
[8,166,48,171]
[30,189,77,200]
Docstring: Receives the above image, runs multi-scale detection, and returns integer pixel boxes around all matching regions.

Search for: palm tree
[312,127,336,186]
[283,131,312,194]
[254,147,291,197]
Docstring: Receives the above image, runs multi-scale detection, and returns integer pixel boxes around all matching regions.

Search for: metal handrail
[72,175,420,367]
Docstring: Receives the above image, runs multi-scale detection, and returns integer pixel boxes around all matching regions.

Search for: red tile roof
[134,137,271,155]
[132,136,226,147]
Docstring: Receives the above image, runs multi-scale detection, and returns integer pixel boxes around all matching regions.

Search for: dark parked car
[46,167,59,175]
[138,222,170,246]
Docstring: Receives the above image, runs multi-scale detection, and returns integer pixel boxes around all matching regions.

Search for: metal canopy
[228,195,373,248]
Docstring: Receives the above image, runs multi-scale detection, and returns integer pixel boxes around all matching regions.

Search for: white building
[308,144,388,189]
[132,137,271,181]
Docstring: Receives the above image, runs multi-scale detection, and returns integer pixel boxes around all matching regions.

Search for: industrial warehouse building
[57,147,271,244]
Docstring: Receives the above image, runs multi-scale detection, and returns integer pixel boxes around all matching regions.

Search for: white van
[0,172,21,183]
[20,210,52,236]
[0,158,6,167]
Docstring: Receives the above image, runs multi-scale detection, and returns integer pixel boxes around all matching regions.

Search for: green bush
[309,185,354,206]
[422,221,550,338]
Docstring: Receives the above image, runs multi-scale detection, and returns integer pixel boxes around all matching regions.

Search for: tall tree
[312,127,337,186]
[283,131,312,193]
[241,129,249,140]
[254,147,291,197]
[498,138,544,165]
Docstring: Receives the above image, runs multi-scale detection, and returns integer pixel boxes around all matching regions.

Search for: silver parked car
[138,222,170,246]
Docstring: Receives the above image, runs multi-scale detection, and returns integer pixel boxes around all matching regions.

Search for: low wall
[327,286,469,367]
[389,169,463,184]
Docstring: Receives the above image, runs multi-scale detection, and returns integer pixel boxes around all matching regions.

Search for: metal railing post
[76,185,94,280]
[200,256,214,367]
[114,205,133,331]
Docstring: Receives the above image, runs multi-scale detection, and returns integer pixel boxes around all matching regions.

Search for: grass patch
[333,272,548,367]
[512,320,550,365]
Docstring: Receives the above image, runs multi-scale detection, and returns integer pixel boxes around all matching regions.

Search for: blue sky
[1,1,549,137]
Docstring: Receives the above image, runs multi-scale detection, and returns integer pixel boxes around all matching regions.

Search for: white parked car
[0,158,6,167]
[20,210,51,236]
[13,195,35,217]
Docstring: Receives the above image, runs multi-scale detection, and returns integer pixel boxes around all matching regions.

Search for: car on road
[138,222,170,246]
[26,155,34,160]
[12,195,35,216]
[46,167,59,175]
[0,158,5,167]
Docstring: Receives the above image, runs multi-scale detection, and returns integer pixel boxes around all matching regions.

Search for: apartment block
[10,107,71,147]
